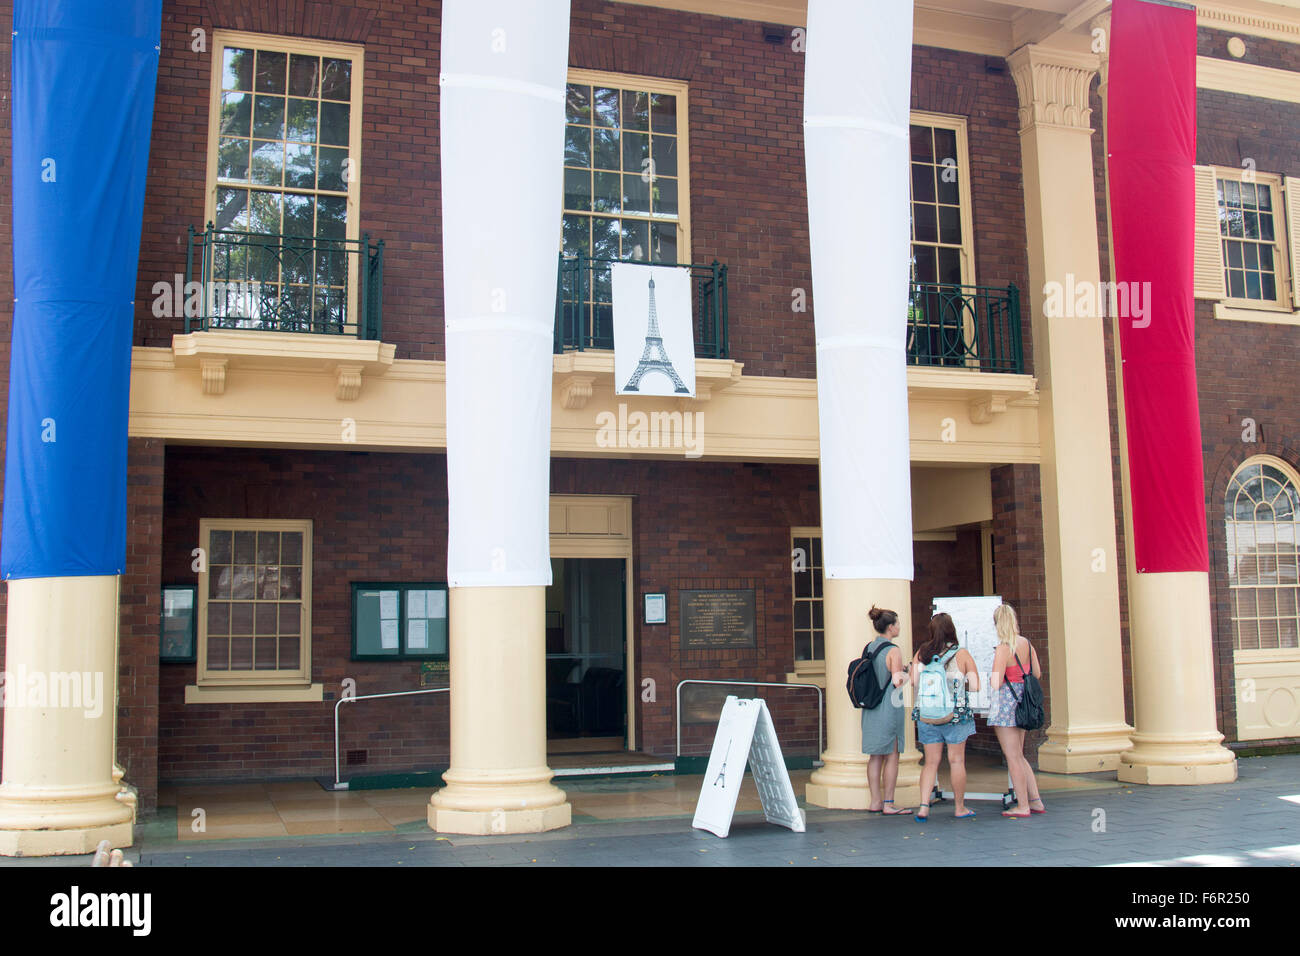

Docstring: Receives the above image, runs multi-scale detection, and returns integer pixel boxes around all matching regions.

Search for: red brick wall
[148,448,990,795]
[119,439,166,814]
[135,0,1031,380]
[985,464,1049,759]
[157,447,451,785]
[1090,31,1300,746]
[1194,83,1300,747]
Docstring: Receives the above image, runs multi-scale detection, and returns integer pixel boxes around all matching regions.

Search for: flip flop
[866,808,883,814]
[1030,800,1047,814]
[914,803,930,823]
[882,802,911,815]
[955,810,977,819]
[1001,810,1030,818]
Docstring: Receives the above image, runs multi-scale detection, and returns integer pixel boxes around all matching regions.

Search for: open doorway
[545,557,627,749]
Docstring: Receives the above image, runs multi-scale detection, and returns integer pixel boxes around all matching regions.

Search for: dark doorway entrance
[545,558,626,745]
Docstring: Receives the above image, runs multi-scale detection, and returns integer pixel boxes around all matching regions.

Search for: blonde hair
[994,603,1020,656]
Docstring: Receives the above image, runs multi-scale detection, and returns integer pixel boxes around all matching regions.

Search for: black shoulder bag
[1008,650,1044,730]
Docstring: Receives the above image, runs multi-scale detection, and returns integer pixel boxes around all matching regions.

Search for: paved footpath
[6,754,1298,867]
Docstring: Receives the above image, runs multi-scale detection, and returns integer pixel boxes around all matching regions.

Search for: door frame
[549,495,635,751]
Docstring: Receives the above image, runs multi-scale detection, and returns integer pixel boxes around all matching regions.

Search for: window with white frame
[1225,457,1299,652]
[1195,165,1300,321]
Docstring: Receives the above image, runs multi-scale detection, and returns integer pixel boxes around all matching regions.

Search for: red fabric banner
[1108,0,1207,573]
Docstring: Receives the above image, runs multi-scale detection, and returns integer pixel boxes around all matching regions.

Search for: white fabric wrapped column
[429,0,572,834]
[802,0,919,809]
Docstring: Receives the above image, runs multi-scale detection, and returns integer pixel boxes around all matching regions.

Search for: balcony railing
[185,223,384,340]
[907,282,1022,374]
[555,253,728,359]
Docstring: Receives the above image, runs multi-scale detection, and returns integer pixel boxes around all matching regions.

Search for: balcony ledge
[905,367,1039,424]
[172,330,396,400]
[553,350,744,410]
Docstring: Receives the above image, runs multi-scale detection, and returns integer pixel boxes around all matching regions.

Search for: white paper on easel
[933,595,1002,713]
[692,696,806,838]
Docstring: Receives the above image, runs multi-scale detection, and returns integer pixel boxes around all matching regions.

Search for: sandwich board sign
[691,696,806,838]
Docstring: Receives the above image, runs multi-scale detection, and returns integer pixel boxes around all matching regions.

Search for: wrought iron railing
[556,253,728,359]
[907,282,1022,374]
[185,223,384,340]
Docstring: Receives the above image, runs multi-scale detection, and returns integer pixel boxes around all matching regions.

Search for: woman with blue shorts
[910,612,980,821]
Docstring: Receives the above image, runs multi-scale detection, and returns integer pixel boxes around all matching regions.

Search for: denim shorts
[916,718,976,746]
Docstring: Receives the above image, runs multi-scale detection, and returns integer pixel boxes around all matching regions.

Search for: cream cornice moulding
[1196,55,1300,104]
[1196,1,1300,43]
[172,330,396,399]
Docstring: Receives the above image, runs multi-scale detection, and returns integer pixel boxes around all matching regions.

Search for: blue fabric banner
[3,1,162,578]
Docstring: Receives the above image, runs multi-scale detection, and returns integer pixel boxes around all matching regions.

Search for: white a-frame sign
[692,696,806,838]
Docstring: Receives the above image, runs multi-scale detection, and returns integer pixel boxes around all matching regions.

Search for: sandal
[882,800,911,815]
[914,803,930,822]
[1001,809,1030,818]
[955,809,977,819]
[1029,798,1047,814]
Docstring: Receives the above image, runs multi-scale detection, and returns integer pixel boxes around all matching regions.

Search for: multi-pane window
[1218,176,1280,303]
[560,71,689,345]
[791,531,825,664]
[1226,459,1300,651]
[206,33,362,331]
[908,114,976,368]
[198,520,312,684]
[909,122,967,288]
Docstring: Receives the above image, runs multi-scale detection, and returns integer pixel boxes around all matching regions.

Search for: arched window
[1225,457,1300,651]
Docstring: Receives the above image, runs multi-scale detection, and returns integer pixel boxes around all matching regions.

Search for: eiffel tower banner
[612,264,696,398]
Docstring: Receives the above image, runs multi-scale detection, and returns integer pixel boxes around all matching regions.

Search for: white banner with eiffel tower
[612,263,696,397]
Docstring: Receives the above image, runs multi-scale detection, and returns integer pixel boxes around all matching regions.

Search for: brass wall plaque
[679,589,756,649]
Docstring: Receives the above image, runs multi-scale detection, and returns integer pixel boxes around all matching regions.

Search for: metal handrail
[675,679,824,764]
[185,222,384,339]
[332,687,449,790]
[555,252,729,358]
[906,281,1022,374]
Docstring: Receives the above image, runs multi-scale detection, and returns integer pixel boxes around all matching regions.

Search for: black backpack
[1008,651,1045,730]
[846,641,895,709]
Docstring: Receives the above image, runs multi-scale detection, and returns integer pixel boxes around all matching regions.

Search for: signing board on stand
[692,696,805,838]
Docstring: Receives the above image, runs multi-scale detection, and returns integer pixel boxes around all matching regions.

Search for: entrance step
[549,750,674,778]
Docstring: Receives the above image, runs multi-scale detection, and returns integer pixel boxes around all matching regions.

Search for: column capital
[1007,44,1099,133]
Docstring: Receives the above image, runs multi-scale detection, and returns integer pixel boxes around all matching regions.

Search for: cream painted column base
[0,820,132,858]
[806,578,919,810]
[1118,571,1237,786]
[1038,723,1135,773]
[0,576,133,857]
[429,802,572,836]
[428,585,571,835]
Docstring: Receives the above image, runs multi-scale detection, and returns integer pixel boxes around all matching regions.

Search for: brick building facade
[0,0,1296,826]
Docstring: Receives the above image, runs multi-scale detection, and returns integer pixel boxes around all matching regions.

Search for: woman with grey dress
[860,606,910,814]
